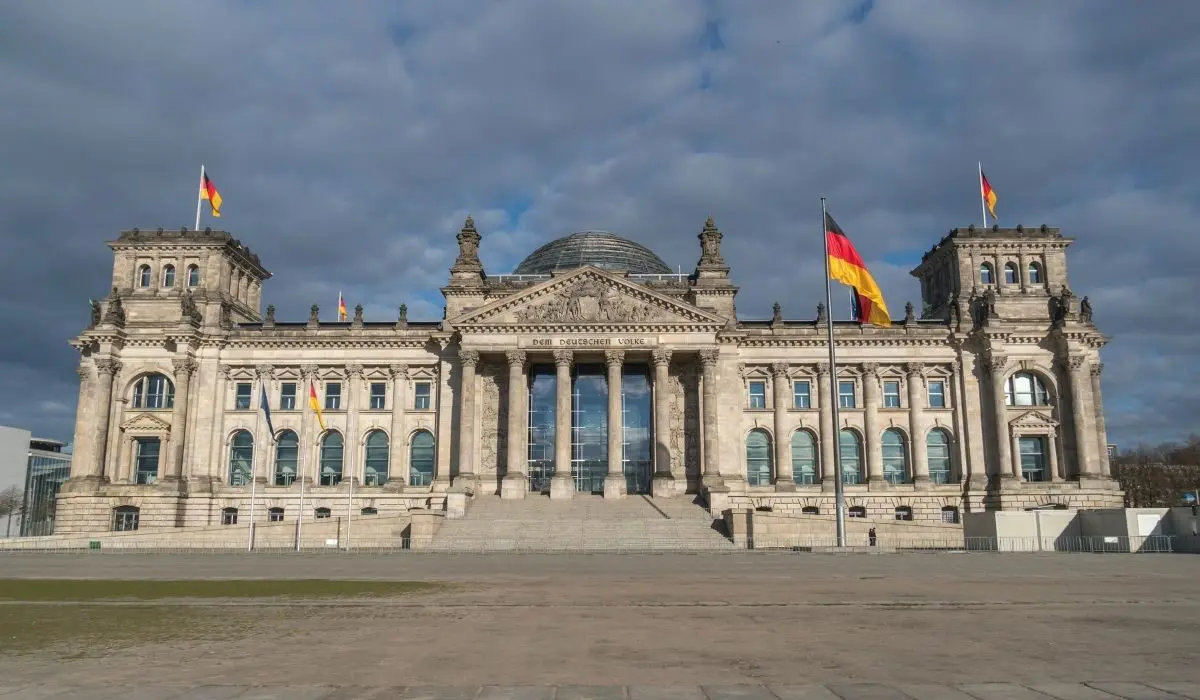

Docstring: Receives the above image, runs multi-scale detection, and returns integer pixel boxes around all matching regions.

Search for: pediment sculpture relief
[514,279,667,324]
[120,412,172,433]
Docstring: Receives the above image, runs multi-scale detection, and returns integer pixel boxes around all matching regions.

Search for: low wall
[963,508,1186,552]
[723,508,964,549]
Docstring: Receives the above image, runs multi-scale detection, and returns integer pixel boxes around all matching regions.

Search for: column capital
[604,349,625,368]
[861,362,880,378]
[770,362,789,378]
[300,363,319,379]
[388,363,409,379]
[651,348,673,368]
[698,348,720,369]
[1060,355,1087,373]
[552,349,573,368]
[171,358,198,379]
[459,349,480,369]
[815,362,830,377]
[95,358,121,377]
[345,363,364,378]
[253,363,273,381]
[1090,362,1104,378]
[77,364,91,381]
[984,354,1008,374]
[904,362,925,378]
[505,349,527,368]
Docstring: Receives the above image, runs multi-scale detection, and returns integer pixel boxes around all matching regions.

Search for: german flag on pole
[337,291,348,322]
[200,171,222,217]
[308,381,327,432]
[981,169,997,220]
[825,212,892,327]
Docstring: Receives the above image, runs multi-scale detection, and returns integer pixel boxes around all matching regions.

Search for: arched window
[881,429,909,485]
[848,506,867,518]
[319,432,344,486]
[112,505,139,531]
[132,374,175,409]
[363,430,389,486]
[894,506,913,521]
[927,429,953,484]
[1003,262,1018,285]
[1005,372,1050,406]
[221,507,238,525]
[162,264,176,288]
[138,265,152,288]
[839,429,863,484]
[268,507,285,522]
[314,507,331,519]
[227,430,254,486]
[1028,261,1042,285]
[790,430,818,485]
[409,430,435,487]
[274,430,298,486]
[745,429,773,486]
[187,264,200,287]
[979,262,994,285]
[941,505,959,523]
[802,506,820,515]
[360,507,378,516]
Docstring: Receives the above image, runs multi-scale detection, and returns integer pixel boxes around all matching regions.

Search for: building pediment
[120,412,172,433]
[1008,410,1058,431]
[451,267,727,330]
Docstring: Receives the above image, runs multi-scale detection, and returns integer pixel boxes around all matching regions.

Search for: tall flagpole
[195,165,205,231]
[248,380,262,551]
[821,197,847,548]
[978,162,988,230]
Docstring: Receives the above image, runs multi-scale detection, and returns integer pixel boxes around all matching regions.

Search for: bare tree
[0,486,22,538]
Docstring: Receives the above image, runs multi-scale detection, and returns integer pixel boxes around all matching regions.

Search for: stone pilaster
[1090,363,1112,478]
[551,349,574,500]
[206,365,231,484]
[90,358,120,479]
[604,350,627,499]
[863,363,884,487]
[651,348,675,497]
[455,350,479,490]
[501,350,528,499]
[251,364,273,484]
[985,354,1017,480]
[906,363,929,484]
[68,364,94,480]
[344,364,363,485]
[298,364,318,486]
[699,349,723,489]
[1064,355,1098,478]
[817,362,835,489]
[771,362,795,490]
[433,344,453,491]
[1018,249,1029,292]
[388,364,408,488]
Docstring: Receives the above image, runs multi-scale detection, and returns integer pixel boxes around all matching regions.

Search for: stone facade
[56,219,1121,534]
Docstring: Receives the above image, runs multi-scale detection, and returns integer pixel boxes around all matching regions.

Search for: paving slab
[398,687,482,700]
[556,686,627,700]
[1086,684,1187,700]
[1028,683,1124,700]
[895,684,978,700]
[0,685,88,699]
[959,685,1053,700]
[320,688,408,700]
[1146,685,1200,700]
[702,686,780,700]
[629,687,707,700]
[237,686,340,700]
[36,689,189,700]
[768,686,843,700]
[827,684,913,700]
[173,687,252,700]
[477,687,555,700]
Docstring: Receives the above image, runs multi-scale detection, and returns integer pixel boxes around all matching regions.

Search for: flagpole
[978,162,988,230]
[195,165,205,231]
[248,380,262,551]
[821,197,847,548]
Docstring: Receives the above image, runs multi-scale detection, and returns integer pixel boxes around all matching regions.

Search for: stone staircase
[429,494,737,552]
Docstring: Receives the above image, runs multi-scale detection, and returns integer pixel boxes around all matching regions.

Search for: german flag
[200,172,222,217]
[981,169,997,220]
[825,212,892,327]
[308,381,327,432]
[337,291,348,322]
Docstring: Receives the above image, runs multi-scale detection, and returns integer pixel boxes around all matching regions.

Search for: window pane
[526,366,556,493]
[228,431,253,486]
[980,264,993,284]
[570,365,608,494]
[235,383,252,410]
[325,383,341,410]
[370,382,386,410]
[274,431,298,485]
[883,381,900,408]
[928,381,946,408]
[746,430,772,486]
[927,430,952,484]
[138,266,151,287]
[791,431,816,485]
[269,507,284,522]
[364,431,389,485]
[187,265,200,287]
[621,366,653,495]
[793,381,811,409]
[410,431,435,486]
[162,265,175,287]
[135,438,160,484]
[839,430,862,484]
[1028,263,1041,284]
[1019,436,1047,482]
[1004,264,1017,284]
[881,429,907,484]
[838,381,856,408]
[748,381,766,409]
[414,383,431,409]
[320,432,344,485]
[280,383,296,410]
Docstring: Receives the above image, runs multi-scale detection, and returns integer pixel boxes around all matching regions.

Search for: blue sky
[0,0,1197,449]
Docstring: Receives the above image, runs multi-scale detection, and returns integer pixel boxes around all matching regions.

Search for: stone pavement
[0,683,1198,700]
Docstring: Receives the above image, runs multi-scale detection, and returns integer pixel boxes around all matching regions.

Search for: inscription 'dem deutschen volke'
[523,337,655,348]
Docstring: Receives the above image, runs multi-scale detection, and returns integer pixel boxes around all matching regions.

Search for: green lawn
[0,578,443,601]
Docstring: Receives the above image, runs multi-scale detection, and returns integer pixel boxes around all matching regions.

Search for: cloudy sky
[1,1,1196,450]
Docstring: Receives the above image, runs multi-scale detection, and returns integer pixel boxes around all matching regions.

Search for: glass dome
[513,230,671,275]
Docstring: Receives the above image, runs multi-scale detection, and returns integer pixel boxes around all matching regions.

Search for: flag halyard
[824,212,892,328]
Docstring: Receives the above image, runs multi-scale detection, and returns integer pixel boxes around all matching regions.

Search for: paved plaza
[1,553,1198,694]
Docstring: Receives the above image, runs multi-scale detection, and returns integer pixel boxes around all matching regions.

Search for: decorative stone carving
[77,365,91,382]
[515,278,662,324]
[453,215,482,270]
[505,350,526,368]
[459,349,480,369]
[309,304,320,323]
[396,304,408,330]
[1079,296,1093,324]
[1090,363,1104,378]
[905,362,925,378]
[604,349,624,368]
[180,291,201,324]
[352,304,364,325]
[89,299,102,328]
[697,216,726,267]
[552,349,573,367]
[264,304,276,328]
[861,362,880,378]
[388,363,409,380]
[102,288,125,326]
[770,362,789,378]
[1062,355,1087,373]
[771,302,783,325]
[345,363,364,379]
[651,348,672,368]
[904,301,915,325]
[219,304,232,329]
[478,363,504,474]
[815,362,830,377]
[219,365,234,381]
[815,302,826,324]
[668,368,686,474]
[984,354,1008,374]
[95,358,121,377]
[698,349,719,368]
[172,358,198,378]
[300,363,319,379]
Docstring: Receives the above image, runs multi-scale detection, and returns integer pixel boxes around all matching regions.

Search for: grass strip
[0,579,443,601]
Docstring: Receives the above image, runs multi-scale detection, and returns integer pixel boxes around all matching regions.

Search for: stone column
[207,366,231,483]
[770,363,795,490]
[299,365,317,486]
[1090,363,1112,478]
[817,362,835,488]
[551,349,575,500]
[651,348,674,497]
[501,350,528,499]
[252,364,273,484]
[388,364,408,488]
[906,363,929,484]
[1048,434,1062,482]
[344,364,362,485]
[69,364,93,479]
[699,349,723,489]
[433,345,453,491]
[1018,249,1029,292]
[985,355,1017,480]
[455,350,479,490]
[89,358,121,479]
[862,363,884,486]
[604,350,627,499]
[1065,356,1098,478]
[1011,432,1023,481]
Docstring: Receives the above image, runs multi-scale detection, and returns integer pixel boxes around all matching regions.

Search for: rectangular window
[221,509,238,526]
[279,382,296,410]
[413,382,431,410]
[838,381,856,409]
[928,380,946,408]
[234,382,252,410]
[883,380,901,408]
[268,508,284,523]
[369,382,386,410]
[792,381,811,409]
[134,437,160,485]
[1019,436,1048,482]
[324,382,341,410]
[748,381,767,409]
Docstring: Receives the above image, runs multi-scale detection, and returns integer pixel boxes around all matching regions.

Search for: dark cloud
[0,0,1196,449]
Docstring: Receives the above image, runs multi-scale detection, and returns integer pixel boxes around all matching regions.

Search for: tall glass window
[571,365,608,494]
[369,382,386,409]
[413,382,431,409]
[132,374,174,409]
[162,264,176,288]
[280,383,297,410]
[134,437,160,484]
[746,429,772,486]
[927,429,952,484]
[791,430,817,485]
[274,430,298,486]
[1004,262,1018,284]
[1028,262,1042,284]
[980,262,994,285]
[883,380,901,408]
[319,431,344,486]
[228,430,253,485]
[187,264,200,287]
[364,430,389,485]
[1019,436,1048,482]
[1006,372,1050,406]
[793,381,811,409]
[748,381,767,409]
[409,431,434,486]
[324,382,341,410]
[138,265,152,287]
[527,365,556,492]
[838,381,856,408]
[839,429,863,484]
[928,380,946,408]
[881,428,908,484]
[235,382,252,410]
[621,366,653,495]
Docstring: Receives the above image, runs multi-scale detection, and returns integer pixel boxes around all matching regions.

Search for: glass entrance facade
[571,365,607,493]
[621,367,652,494]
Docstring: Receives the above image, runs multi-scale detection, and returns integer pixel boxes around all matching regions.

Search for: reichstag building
[56,216,1121,533]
